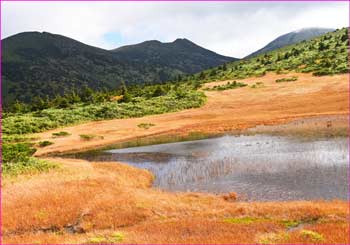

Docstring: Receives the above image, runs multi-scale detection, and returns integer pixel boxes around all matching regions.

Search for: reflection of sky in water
[81,135,349,201]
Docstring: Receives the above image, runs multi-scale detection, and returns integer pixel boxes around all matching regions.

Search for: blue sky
[2,2,348,58]
[103,32,124,48]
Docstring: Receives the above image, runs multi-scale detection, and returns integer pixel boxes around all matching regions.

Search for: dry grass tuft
[221,192,238,202]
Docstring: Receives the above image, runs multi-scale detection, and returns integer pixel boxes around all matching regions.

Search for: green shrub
[300,230,324,242]
[313,69,333,76]
[52,131,71,137]
[137,123,155,129]
[2,143,36,163]
[275,76,298,83]
[2,134,38,143]
[2,157,57,176]
[205,81,247,91]
[80,134,96,140]
[2,142,57,176]
[79,134,103,141]
[38,141,54,147]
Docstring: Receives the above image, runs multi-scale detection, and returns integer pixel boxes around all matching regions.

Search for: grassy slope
[245,27,334,58]
[195,27,348,81]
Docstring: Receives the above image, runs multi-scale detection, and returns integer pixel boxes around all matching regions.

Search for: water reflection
[77,135,349,201]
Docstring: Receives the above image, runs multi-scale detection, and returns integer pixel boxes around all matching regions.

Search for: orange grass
[2,158,349,244]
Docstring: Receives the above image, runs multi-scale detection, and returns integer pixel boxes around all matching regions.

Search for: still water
[76,135,349,201]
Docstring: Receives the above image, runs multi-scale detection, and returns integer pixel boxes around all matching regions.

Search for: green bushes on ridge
[275,76,298,83]
[192,28,348,83]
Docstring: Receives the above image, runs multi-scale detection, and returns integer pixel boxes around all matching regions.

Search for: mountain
[112,38,236,74]
[2,32,235,105]
[245,27,335,58]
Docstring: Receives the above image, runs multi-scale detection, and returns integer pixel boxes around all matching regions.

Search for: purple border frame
[0,1,349,245]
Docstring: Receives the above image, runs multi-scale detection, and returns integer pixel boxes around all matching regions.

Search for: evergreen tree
[120,81,132,103]
[176,75,182,82]
[152,85,166,97]
[31,96,48,111]
[192,80,202,89]
[68,89,81,104]
[58,97,70,108]
[81,85,94,103]
[318,42,328,51]
[12,100,27,113]
[284,52,290,59]
[209,69,217,77]
[341,33,348,42]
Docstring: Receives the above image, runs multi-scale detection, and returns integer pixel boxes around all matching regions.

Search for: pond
[73,135,349,201]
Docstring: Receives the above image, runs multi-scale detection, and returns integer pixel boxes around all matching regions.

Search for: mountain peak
[173,38,196,45]
[112,37,236,73]
[173,38,190,43]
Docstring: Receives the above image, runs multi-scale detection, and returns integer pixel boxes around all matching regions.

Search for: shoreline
[38,113,349,157]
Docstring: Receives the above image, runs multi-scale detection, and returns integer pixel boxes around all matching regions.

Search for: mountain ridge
[2,31,235,105]
[111,37,236,74]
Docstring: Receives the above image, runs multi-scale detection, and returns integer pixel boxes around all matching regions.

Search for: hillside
[195,28,348,81]
[112,38,236,74]
[2,32,234,106]
[245,27,334,58]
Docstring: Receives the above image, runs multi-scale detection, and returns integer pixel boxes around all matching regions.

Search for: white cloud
[2,1,348,58]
